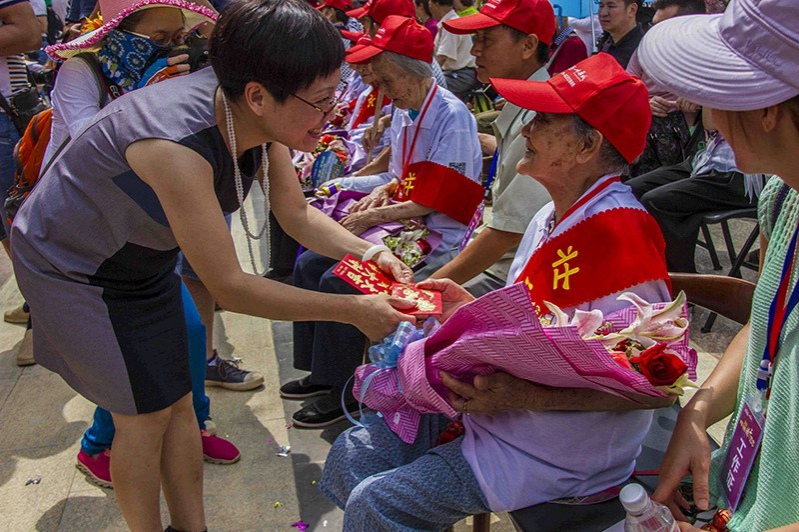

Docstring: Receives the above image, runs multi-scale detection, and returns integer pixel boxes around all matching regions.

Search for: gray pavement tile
[0,376,17,412]
[0,445,78,531]
[0,372,89,453]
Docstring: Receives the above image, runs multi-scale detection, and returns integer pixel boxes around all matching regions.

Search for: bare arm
[340,199,434,236]
[126,139,413,338]
[431,226,523,284]
[0,3,43,55]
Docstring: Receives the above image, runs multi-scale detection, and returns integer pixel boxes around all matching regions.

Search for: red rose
[417,239,432,256]
[320,134,336,145]
[610,351,633,370]
[630,344,687,386]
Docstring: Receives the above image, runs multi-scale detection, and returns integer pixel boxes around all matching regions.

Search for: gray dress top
[11,68,260,415]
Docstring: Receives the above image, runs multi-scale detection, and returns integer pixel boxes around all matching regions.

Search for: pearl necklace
[222,91,271,276]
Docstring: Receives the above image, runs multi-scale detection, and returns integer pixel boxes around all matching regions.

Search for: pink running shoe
[76,449,113,489]
[201,430,241,464]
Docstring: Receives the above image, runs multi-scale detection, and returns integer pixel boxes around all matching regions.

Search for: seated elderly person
[283,16,482,428]
[319,54,676,531]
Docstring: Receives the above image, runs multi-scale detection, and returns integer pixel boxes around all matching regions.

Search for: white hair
[380,51,433,79]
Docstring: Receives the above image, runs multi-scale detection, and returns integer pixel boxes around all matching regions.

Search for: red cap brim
[442,12,501,34]
[346,43,383,64]
[341,29,363,42]
[490,77,574,114]
[346,6,368,18]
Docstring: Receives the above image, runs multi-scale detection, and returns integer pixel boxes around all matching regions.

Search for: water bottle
[620,483,679,532]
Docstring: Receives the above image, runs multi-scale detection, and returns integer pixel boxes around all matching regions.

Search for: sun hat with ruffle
[47,0,217,61]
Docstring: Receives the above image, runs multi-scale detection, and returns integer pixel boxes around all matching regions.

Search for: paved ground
[0,188,758,531]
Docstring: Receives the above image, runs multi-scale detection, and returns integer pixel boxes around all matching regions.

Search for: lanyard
[551,176,620,231]
[483,149,498,198]
[401,85,438,177]
[757,222,799,395]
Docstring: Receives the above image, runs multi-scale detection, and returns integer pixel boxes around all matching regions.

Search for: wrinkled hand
[415,278,474,322]
[363,115,390,153]
[675,97,700,114]
[652,411,713,521]
[650,95,677,118]
[441,371,532,416]
[351,293,417,340]
[350,183,393,213]
[373,249,413,284]
[340,211,376,236]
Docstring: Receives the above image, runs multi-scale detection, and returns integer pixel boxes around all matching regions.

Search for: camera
[169,35,210,73]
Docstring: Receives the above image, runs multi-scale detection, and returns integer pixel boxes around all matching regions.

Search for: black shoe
[280,375,332,400]
[291,392,360,428]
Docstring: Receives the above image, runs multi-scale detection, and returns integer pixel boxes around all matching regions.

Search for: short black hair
[431,0,454,7]
[620,0,643,7]
[329,6,350,24]
[415,0,432,17]
[210,0,345,102]
[459,0,475,6]
[653,0,706,14]
[504,26,551,66]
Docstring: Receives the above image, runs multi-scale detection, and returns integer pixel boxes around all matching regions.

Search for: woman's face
[371,55,416,109]
[131,7,186,47]
[352,62,377,86]
[710,108,768,176]
[517,112,583,184]
[268,70,342,152]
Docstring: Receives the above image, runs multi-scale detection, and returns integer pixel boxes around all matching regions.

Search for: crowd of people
[0,0,797,530]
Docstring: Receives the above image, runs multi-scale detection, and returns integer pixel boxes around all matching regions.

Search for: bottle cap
[620,483,649,514]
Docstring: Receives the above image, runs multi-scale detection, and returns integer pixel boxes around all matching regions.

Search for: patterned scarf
[98,30,161,93]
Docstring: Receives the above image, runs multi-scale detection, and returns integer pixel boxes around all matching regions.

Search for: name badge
[721,397,765,512]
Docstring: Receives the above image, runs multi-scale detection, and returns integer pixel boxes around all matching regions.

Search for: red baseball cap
[316,0,352,11]
[442,0,556,44]
[491,54,651,163]
[345,34,373,60]
[340,29,363,42]
[346,15,434,64]
[346,0,415,24]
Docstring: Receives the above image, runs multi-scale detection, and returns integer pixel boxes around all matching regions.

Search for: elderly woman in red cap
[282,16,482,428]
[637,0,799,530]
[319,53,676,531]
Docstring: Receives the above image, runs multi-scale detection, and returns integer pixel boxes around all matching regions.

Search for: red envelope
[333,254,442,315]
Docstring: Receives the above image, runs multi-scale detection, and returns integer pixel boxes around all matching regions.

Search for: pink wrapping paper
[354,283,697,444]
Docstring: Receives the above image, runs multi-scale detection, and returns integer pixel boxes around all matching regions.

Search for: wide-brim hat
[638,0,799,111]
[47,0,217,61]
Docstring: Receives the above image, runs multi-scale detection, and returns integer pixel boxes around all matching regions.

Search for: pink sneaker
[201,430,241,464]
[76,449,113,489]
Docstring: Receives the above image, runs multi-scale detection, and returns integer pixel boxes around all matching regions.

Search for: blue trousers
[80,282,210,455]
[0,112,21,240]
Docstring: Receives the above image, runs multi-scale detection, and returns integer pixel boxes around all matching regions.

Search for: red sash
[392,161,484,225]
[352,88,391,128]
[514,207,671,315]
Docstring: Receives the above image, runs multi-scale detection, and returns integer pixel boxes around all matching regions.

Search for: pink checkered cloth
[353,283,697,444]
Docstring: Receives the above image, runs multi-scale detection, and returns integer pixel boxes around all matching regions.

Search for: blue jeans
[80,282,211,455]
[0,112,21,240]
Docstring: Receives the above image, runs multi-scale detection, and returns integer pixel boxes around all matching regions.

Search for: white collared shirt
[434,10,476,71]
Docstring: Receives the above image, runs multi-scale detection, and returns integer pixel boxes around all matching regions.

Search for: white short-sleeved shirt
[434,10,475,71]
[336,82,482,273]
[462,175,672,512]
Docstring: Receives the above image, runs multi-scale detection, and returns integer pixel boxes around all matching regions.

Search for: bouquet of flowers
[353,283,697,444]
[382,221,436,268]
[294,133,355,191]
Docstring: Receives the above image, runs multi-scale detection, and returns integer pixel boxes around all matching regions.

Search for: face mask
[98,29,171,93]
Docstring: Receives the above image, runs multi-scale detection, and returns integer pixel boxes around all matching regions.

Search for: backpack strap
[73,52,115,109]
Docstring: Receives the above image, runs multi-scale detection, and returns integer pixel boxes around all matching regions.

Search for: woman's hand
[340,210,376,236]
[350,293,417,340]
[373,249,413,284]
[441,371,532,416]
[653,410,713,521]
[350,183,393,213]
[415,278,474,322]
[363,114,391,153]
[650,95,676,118]
[676,97,700,114]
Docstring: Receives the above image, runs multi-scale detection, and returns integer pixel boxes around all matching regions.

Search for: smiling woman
[10,0,418,530]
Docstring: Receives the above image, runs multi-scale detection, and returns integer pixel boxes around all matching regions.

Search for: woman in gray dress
[11,0,414,529]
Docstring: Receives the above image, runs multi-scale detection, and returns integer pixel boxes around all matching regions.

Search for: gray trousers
[320,413,491,531]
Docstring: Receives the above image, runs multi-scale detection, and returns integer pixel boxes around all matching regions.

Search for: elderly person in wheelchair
[282,15,482,429]
[319,54,679,531]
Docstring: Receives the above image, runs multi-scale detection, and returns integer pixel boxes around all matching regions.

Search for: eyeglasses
[121,29,187,49]
[291,82,349,117]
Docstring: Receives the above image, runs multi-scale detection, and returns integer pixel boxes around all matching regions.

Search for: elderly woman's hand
[415,278,474,322]
[340,210,376,236]
[350,182,394,213]
[441,371,534,416]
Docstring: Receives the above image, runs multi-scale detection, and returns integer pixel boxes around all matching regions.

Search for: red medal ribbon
[400,84,438,177]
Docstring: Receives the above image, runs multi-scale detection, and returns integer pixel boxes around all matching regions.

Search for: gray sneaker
[205,351,264,391]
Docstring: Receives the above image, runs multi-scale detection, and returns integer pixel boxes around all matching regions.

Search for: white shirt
[434,10,475,71]
[462,175,672,512]
[336,82,482,274]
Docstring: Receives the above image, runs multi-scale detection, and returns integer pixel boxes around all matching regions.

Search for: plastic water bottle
[620,484,679,532]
